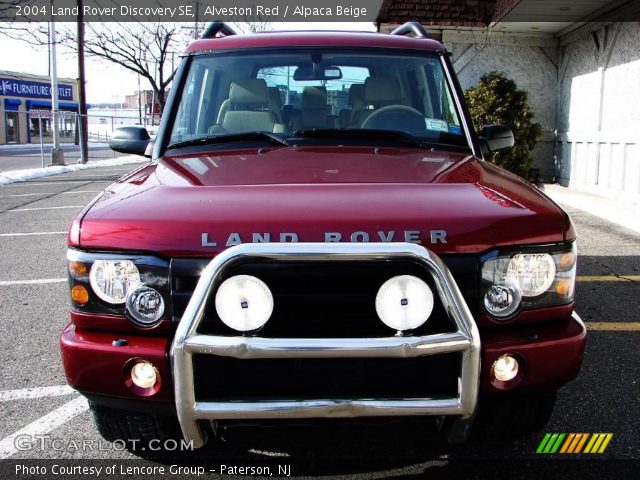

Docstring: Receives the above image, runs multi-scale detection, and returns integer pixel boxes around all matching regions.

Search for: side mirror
[109,126,151,157]
[479,125,514,155]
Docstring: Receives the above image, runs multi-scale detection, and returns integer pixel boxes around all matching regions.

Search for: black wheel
[89,401,182,449]
[472,390,557,440]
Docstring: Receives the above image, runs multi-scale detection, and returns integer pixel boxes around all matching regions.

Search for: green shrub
[465,72,543,179]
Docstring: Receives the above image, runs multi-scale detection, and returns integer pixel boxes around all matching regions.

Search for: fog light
[375,275,434,331]
[215,275,274,332]
[484,283,521,318]
[492,354,519,382]
[130,361,158,389]
[126,285,164,326]
[71,285,89,305]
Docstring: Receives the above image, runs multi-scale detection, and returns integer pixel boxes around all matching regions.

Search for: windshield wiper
[167,131,291,151]
[293,128,433,149]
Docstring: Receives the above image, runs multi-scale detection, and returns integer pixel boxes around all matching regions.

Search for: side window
[406,69,424,114]
[172,64,206,141]
[423,62,462,134]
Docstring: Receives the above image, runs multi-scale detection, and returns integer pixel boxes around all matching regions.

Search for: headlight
[375,275,434,331]
[215,275,274,332]
[89,260,140,304]
[505,253,556,297]
[67,250,170,330]
[481,243,576,320]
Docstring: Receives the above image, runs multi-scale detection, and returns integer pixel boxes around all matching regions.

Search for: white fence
[556,132,640,204]
[0,108,157,169]
[1,108,158,146]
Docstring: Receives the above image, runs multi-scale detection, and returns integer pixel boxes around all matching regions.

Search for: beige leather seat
[352,77,403,128]
[212,79,284,134]
[301,86,329,129]
[339,83,364,128]
[268,87,283,123]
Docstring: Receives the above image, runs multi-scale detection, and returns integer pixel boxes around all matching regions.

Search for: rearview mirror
[293,65,343,81]
[479,125,514,155]
[109,126,151,157]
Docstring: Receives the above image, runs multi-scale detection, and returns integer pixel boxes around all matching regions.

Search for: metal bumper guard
[171,243,481,447]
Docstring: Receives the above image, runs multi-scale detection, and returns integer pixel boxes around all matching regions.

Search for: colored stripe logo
[537,433,613,454]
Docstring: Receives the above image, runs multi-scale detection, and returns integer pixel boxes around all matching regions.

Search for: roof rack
[390,22,429,39]
[201,21,237,39]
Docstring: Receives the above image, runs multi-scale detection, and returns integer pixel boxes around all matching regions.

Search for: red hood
[75,147,569,256]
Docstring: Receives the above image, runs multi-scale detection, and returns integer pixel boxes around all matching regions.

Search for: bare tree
[68,23,186,110]
[2,21,188,111]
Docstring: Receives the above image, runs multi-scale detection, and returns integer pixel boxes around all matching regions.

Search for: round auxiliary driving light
[215,275,274,332]
[375,275,434,331]
[491,354,520,382]
[126,286,165,326]
[484,283,521,319]
[130,361,158,389]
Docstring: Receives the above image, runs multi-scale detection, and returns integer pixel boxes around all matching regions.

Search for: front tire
[473,389,557,440]
[89,401,182,449]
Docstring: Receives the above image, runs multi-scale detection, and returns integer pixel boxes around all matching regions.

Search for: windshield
[169,49,468,150]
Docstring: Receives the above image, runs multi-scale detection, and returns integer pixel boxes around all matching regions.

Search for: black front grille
[193,353,461,401]
[170,253,479,337]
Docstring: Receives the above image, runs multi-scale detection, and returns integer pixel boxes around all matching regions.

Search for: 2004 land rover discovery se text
[60,22,585,447]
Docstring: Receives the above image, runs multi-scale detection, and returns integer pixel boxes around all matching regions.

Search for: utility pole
[76,0,88,164]
[137,74,142,125]
[49,1,64,166]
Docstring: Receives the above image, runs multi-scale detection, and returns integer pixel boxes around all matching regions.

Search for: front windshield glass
[169,49,467,149]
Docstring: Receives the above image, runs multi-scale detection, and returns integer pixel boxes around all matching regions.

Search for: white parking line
[0,385,74,402]
[0,396,88,459]
[0,278,66,285]
[0,191,98,198]
[0,231,67,237]
[3,181,90,186]
[49,168,133,175]
[6,206,84,212]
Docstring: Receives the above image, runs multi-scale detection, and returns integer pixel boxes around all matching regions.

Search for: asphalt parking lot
[0,164,638,477]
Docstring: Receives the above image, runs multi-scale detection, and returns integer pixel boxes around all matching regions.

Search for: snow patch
[0,156,147,185]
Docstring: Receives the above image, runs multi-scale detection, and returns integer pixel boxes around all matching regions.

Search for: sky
[0,22,376,104]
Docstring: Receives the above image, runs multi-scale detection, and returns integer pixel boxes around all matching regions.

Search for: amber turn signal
[71,285,89,305]
[555,279,573,297]
[69,261,88,279]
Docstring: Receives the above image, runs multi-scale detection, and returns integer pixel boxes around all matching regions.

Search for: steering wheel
[361,105,426,133]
